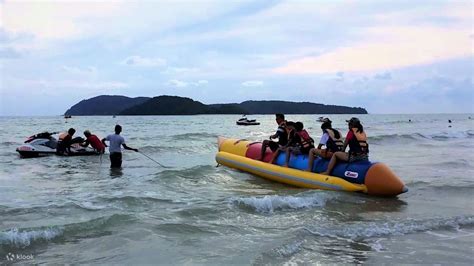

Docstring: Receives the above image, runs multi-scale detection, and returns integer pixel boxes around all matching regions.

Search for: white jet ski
[236,116,260,126]
[16,131,99,158]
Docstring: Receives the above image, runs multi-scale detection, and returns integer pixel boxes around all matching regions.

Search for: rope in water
[139,152,171,168]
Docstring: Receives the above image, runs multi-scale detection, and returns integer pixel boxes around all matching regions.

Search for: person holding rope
[101,125,138,168]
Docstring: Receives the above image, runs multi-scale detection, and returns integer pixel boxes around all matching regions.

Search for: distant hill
[65,95,368,115]
[65,95,149,115]
[238,100,367,114]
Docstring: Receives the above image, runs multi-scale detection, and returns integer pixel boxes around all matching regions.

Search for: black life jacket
[348,129,369,155]
[296,129,314,149]
[277,123,288,146]
[324,128,344,152]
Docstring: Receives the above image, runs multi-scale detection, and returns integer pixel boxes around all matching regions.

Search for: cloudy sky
[0,0,472,115]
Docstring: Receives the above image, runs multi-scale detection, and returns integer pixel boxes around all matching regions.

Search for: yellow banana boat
[216,137,407,197]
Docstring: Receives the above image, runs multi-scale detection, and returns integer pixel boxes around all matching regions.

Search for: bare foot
[283,164,288,168]
[320,171,330,175]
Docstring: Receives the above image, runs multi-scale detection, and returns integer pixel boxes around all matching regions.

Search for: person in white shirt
[101,125,138,168]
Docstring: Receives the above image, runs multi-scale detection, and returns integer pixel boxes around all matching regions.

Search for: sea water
[0,114,473,264]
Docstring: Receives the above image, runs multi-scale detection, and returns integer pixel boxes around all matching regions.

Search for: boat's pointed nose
[365,163,406,196]
[402,185,409,193]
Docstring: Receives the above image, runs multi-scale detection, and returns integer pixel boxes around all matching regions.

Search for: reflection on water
[109,168,123,178]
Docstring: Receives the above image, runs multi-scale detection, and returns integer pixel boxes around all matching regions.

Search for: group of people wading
[56,125,138,168]
[258,114,369,175]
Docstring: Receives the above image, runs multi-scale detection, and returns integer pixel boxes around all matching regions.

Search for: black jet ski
[16,131,100,158]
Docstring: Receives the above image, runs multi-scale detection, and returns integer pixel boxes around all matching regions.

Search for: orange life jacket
[348,128,369,155]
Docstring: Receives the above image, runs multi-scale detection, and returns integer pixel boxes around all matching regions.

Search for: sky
[0,0,472,115]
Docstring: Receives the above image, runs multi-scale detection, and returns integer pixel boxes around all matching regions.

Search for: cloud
[62,66,97,75]
[0,47,21,58]
[122,56,166,67]
[335,71,345,81]
[165,79,208,88]
[273,26,472,74]
[241,80,263,87]
[162,67,199,74]
[373,72,392,80]
[166,79,188,87]
[195,80,208,85]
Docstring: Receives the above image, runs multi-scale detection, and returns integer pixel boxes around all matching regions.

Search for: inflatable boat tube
[216,137,407,197]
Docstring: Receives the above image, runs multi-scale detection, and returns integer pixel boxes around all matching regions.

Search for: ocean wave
[0,227,63,248]
[100,195,175,206]
[406,180,474,189]
[273,240,304,257]
[171,132,218,141]
[153,223,218,235]
[230,192,332,214]
[0,141,17,146]
[0,214,134,248]
[305,215,474,240]
[370,130,474,144]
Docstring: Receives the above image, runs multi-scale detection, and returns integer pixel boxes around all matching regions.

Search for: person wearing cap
[101,125,139,168]
[281,121,315,167]
[321,117,369,175]
[269,121,299,164]
[258,113,288,161]
[306,118,344,171]
[81,130,105,153]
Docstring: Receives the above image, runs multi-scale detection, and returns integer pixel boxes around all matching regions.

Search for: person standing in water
[101,125,138,168]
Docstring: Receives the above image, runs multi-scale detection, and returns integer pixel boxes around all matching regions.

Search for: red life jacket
[88,134,105,151]
[296,129,314,149]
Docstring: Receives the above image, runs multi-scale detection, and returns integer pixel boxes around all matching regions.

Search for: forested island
[64,95,368,115]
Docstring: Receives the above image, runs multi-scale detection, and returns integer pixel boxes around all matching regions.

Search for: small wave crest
[371,130,474,144]
[0,227,63,248]
[230,193,332,214]
[0,214,134,248]
[171,132,218,141]
[306,215,474,240]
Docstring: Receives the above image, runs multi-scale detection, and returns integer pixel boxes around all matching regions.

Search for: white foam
[0,227,63,247]
[76,201,106,210]
[274,240,304,257]
[231,193,330,214]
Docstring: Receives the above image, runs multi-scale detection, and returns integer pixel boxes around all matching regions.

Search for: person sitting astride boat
[283,121,314,167]
[321,117,369,175]
[269,121,297,164]
[258,113,287,161]
[81,130,105,153]
[56,128,75,155]
[307,118,344,171]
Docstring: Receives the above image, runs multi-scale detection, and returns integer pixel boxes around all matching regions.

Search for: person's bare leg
[321,152,349,175]
[270,148,282,164]
[307,148,317,171]
[284,148,292,167]
[259,140,269,161]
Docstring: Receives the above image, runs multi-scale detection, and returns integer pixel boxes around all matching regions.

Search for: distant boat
[317,116,325,122]
[64,115,72,119]
[236,116,260,126]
